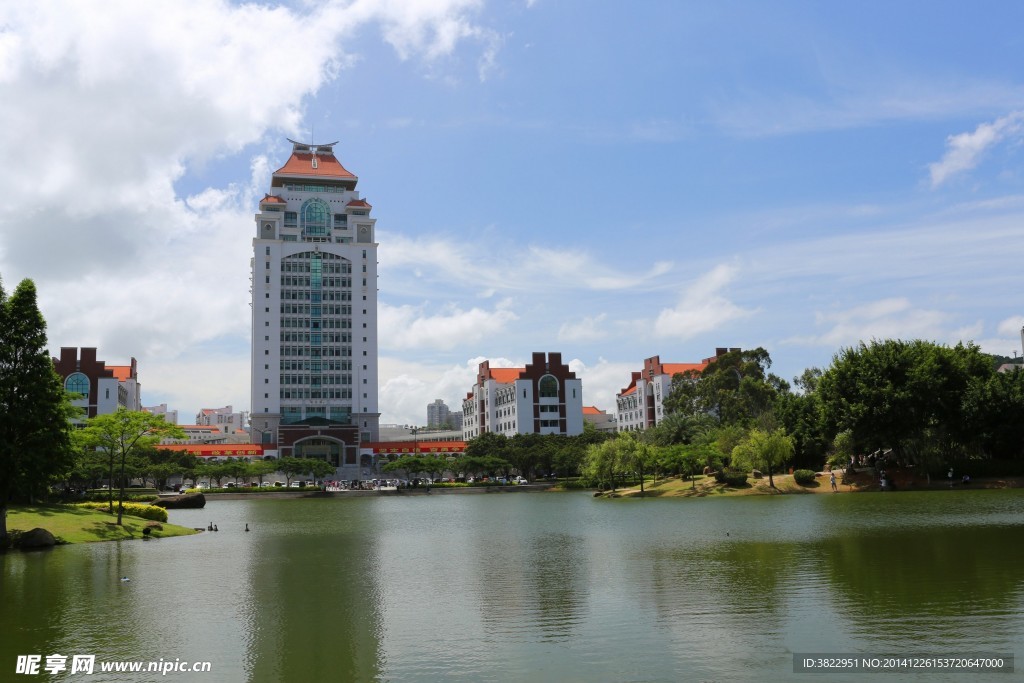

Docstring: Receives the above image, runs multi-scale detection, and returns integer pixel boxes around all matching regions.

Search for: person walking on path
[830,472,837,492]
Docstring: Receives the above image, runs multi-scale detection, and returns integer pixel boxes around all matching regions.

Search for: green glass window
[539,375,558,398]
[302,199,329,236]
[65,373,90,398]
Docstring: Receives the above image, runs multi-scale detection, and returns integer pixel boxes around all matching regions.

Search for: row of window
[280,360,352,371]
[281,389,352,399]
[280,332,352,343]
[282,185,347,193]
[281,318,352,329]
[281,346,351,357]
[281,374,353,385]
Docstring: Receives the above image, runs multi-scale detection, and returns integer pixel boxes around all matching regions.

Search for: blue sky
[1,1,1022,427]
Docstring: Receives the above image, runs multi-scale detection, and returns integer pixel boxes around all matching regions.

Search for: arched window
[65,373,90,398]
[539,375,558,398]
[301,199,330,236]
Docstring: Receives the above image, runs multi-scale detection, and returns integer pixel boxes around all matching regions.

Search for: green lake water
[2,489,1023,681]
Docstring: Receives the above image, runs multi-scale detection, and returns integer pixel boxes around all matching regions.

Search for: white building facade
[462,352,584,440]
[196,405,248,433]
[615,350,736,431]
[250,140,380,474]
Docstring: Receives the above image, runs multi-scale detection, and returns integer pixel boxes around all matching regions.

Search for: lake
[3,489,1023,681]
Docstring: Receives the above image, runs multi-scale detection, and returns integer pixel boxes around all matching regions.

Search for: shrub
[715,468,749,487]
[793,469,817,486]
[73,502,169,523]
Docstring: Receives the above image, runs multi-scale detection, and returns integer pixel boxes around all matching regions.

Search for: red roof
[346,199,371,208]
[583,406,603,415]
[106,365,132,381]
[274,152,355,180]
[489,368,524,383]
[662,362,707,376]
[157,444,266,457]
[260,194,286,204]
[620,386,637,396]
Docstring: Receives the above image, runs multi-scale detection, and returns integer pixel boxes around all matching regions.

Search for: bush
[715,468,749,487]
[793,469,817,486]
[73,502,169,523]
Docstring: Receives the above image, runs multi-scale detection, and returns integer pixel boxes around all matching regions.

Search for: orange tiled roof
[106,365,132,381]
[346,199,371,208]
[583,406,603,415]
[661,362,707,376]
[260,194,286,204]
[274,152,355,180]
[489,368,524,383]
[620,385,637,396]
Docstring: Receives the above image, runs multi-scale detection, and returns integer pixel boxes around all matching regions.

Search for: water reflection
[2,490,1023,682]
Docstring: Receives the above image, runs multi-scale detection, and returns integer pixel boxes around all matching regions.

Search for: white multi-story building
[615,349,737,431]
[143,403,178,425]
[462,352,584,440]
[54,348,141,420]
[196,405,247,433]
[250,140,380,475]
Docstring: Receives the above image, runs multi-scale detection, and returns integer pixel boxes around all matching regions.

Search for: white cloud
[929,111,1024,187]
[558,314,609,342]
[786,297,985,348]
[379,300,519,351]
[568,357,636,414]
[996,315,1024,337]
[379,355,521,426]
[381,234,674,295]
[654,264,754,339]
[0,1,499,421]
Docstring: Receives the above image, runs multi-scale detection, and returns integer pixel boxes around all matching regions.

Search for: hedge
[73,502,169,523]
[793,469,817,486]
[715,468,750,487]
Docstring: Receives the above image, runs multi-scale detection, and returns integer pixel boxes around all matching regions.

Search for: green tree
[277,457,309,486]
[618,434,655,493]
[78,408,185,524]
[248,459,278,485]
[962,367,1024,459]
[818,340,993,466]
[731,428,794,489]
[663,348,788,426]
[0,277,78,545]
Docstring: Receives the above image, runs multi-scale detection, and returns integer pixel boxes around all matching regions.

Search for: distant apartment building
[196,405,248,433]
[462,352,583,440]
[143,403,179,425]
[53,347,141,420]
[616,348,738,431]
[427,399,459,428]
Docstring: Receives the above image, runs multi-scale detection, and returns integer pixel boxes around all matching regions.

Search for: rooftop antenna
[310,123,318,169]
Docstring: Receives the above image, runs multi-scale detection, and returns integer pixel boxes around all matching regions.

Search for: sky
[1,0,1023,428]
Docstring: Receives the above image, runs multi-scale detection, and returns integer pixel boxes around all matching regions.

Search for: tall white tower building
[251,140,379,475]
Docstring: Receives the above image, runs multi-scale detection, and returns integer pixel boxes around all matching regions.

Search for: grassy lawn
[7,504,199,544]
[609,473,838,498]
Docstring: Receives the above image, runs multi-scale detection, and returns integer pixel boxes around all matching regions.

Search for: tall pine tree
[0,276,75,546]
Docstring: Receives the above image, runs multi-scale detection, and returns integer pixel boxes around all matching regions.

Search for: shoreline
[603,472,1024,499]
[195,483,557,500]
[5,504,199,547]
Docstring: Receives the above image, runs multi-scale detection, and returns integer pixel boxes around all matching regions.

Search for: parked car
[273,481,285,488]
[260,481,273,488]
[514,476,528,484]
